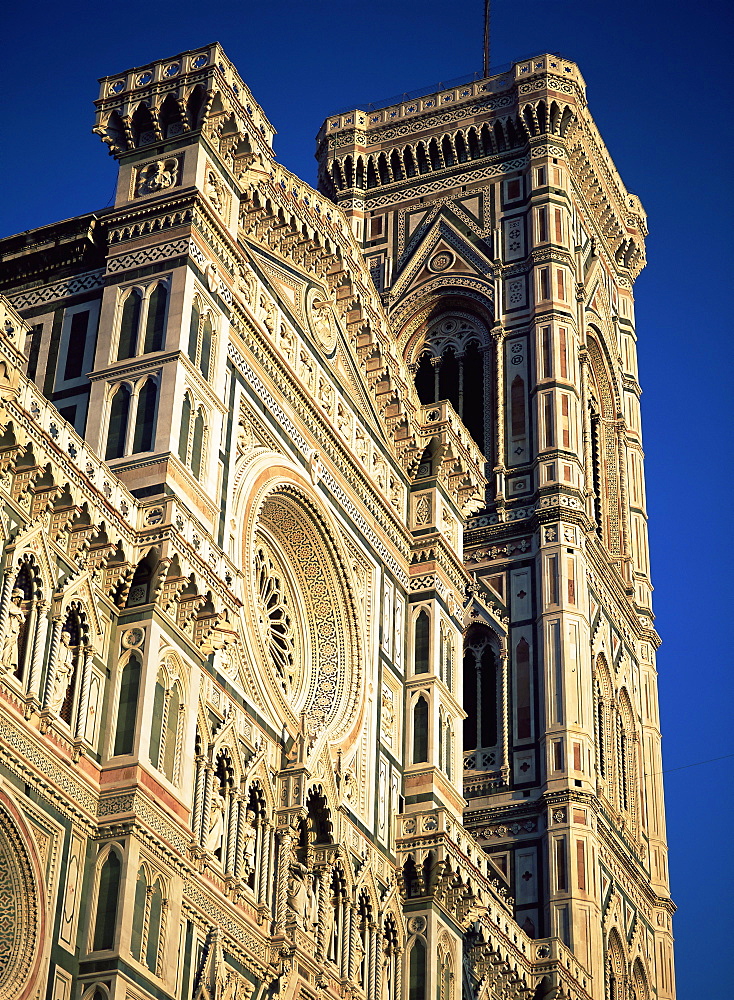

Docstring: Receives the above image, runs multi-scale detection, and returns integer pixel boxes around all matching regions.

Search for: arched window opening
[378,153,390,185]
[516,638,532,740]
[199,314,213,379]
[455,131,468,162]
[366,158,378,189]
[414,610,430,674]
[468,128,481,159]
[416,143,429,174]
[93,850,121,951]
[412,696,429,763]
[463,625,498,760]
[390,149,403,181]
[143,283,167,353]
[404,147,417,177]
[462,341,485,452]
[438,347,459,412]
[105,384,131,460]
[402,855,421,897]
[188,299,215,380]
[158,93,184,138]
[441,135,455,166]
[178,392,192,462]
[132,378,158,453]
[327,867,347,968]
[188,298,201,362]
[146,879,164,972]
[191,408,205,480]
[411,316,490,456]
[414,352,435,405]
[149,666,183,784]
[113,654,141,756]
[511,375,526,438]
[408,938,426,1000]
[130,866,147,961]
[118,290,142,360]
[429,138,442,170]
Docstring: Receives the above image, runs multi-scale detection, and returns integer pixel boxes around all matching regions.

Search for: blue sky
[3,2,732,995]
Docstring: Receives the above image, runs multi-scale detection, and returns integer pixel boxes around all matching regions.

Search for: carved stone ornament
[254,545,296,695]
[135,157,179,197]
[307,287,337,355]
[121,627,145,649]
[0,797,45,997]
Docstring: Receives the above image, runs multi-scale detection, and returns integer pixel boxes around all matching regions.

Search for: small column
[41,616,63,711]
[492,326,506,502]
[26,600,48,703]
[370,923,381,1000]
[499,640,510,781]
[225,789,239,875]
[274,827,294,933]
[0,570,14,636]
[19,599,37,685]
[201,763,214,848]
[192,754,206,843]
[74,646,94,743]
[347,902,359,980]
[257,819,272,905]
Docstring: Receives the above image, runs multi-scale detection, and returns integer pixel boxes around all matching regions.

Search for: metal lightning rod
[483,0,491,78]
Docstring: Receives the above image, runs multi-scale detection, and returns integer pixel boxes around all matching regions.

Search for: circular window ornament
[109,80,125,95]
[136,72,153,87]
[254,545,297,696]
[192,54,209,69]
[164,62,181,77]
[429,251,454,273]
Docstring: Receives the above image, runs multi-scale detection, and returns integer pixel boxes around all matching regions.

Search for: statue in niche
[242,807,257,873]
[136,158,178,196]
[206,787,226,856]
[49,631,75,715]
[235,262,256,305]
[286,861,309,925]
[205,170,224,213]
[0,589,25,674]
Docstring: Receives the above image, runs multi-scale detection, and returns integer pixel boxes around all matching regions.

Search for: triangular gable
[54,570,104,640]
[390,217,492,306]
[248,251,306,325]
[3,512,58,592]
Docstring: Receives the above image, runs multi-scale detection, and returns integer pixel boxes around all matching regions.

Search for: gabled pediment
[389,217,493,310]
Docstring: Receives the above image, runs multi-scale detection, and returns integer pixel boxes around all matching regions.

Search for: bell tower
[318,53,675,999]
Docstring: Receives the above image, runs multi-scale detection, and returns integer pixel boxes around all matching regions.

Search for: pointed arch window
[463,625,499,764]
[412,317,488,455]
[118,290,142,361]
[178,392,207,480]
[131,866,166,973]
[143,283,168,353]
[187,298,215,380]
[414,610,429,674]
[149,667,184,784]
[93,849,121,951]
[131,378,158,453]
[412,696,429,763]
[105,384,131,460]
[408,938,426,1000]
[113,654,141,756]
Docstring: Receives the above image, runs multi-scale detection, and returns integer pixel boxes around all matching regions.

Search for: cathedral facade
[0,44,674,1000]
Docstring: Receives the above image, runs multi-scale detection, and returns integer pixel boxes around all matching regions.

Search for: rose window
[254,547,295,693]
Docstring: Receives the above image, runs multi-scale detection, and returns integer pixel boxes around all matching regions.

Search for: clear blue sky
[3,2,732,995]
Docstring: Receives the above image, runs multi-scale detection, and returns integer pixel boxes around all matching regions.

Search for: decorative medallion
[121,627,145,649]
[429,251,454,272]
